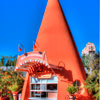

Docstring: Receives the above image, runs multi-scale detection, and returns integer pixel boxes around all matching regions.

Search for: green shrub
[0,70,24,97]
[67,85,79,95]
[8,83,19,92]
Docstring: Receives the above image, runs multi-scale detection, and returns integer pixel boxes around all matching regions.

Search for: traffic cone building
[16,0,92,100]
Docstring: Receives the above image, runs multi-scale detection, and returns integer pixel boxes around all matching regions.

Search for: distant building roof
[82,42,96,55]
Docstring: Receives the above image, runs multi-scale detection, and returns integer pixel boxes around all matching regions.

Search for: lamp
[18,44,25,54]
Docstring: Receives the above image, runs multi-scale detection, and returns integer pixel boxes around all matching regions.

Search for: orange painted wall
[35,0,92,100]
[21,73,30,100]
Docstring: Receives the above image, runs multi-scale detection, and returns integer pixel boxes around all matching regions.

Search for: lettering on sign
[38,74,52,79]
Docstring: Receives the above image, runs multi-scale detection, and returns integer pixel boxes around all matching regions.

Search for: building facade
[82,42,96,55]
[15,0,92,100]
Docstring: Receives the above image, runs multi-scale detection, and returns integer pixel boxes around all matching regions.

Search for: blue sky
[0,0,99,57]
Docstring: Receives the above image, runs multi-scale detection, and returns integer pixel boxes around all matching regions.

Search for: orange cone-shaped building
[15,0,92,100]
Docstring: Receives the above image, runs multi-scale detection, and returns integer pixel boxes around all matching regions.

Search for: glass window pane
[31,84,35,90]
[36,84,40,90]
[47,84,57,90]
[31,77,35,83]
[48,92,57,99]
[40,84,47,91]
[34,92,41,97]
[48,76,58,83]
[31,77,41,83]
[41,92,47,98]
[41,79,47,83]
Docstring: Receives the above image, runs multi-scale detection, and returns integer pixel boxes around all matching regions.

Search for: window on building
[30,76,58,99]
[91,46,93,51]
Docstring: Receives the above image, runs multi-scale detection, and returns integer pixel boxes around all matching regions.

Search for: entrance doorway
[29,76,58,100]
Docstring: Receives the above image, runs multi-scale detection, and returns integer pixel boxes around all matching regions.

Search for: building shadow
[49,61,73,83]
